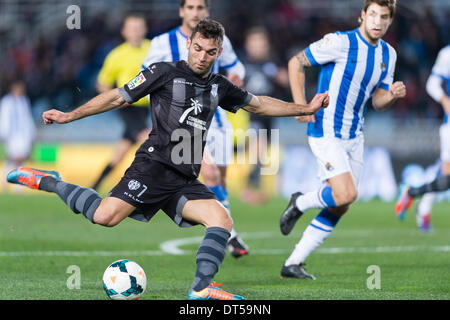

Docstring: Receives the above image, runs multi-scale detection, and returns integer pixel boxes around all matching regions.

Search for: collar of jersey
[177,26,189,39]
[355,28,380,49]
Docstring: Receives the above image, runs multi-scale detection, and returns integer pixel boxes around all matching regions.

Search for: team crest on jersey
[128,179,141,190]
[325,162,334,171]
[211,84,218,97]
[381,61,386,72]
[127,73,146,90]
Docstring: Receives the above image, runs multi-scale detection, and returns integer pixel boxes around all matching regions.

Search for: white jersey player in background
[142,0,250,257]
[395,44,450,231]
[279,0,406,279]
[0,80,36,192]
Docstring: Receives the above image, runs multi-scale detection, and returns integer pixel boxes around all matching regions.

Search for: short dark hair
[180,0,210,8]
[190,18,224,46]
[362,0,396,18]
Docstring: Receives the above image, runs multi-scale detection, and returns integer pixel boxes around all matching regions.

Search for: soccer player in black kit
[7,19,329,300]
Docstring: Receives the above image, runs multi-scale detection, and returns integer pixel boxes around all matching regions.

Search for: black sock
[40,176,102,223]
[91,164,114,190]
[192,227,230,292]
[408,175,450,198]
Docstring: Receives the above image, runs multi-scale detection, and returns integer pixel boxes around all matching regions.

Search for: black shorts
[109,156,216,227]
[118,106,149,143]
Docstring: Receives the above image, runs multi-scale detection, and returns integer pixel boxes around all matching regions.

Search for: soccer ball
[102,259,147,300]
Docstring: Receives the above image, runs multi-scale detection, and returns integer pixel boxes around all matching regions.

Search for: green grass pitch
[0,193,448,300]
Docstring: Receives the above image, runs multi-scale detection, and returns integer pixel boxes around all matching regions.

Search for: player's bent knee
[334,189,358,206]
[93,208,119,227]
[207,206,233,231]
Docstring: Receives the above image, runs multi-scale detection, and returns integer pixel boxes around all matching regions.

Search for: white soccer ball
[102,259,147,300]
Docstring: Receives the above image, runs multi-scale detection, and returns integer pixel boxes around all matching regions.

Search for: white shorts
[439,123,450,162]
[308,134,364,186]
[205,108,233,166]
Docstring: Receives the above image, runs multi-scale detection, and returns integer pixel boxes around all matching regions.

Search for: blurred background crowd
[0,0,449,196]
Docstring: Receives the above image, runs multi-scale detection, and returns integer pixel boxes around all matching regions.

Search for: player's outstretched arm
[43,88,126,125]
[243,91,329,117]
[372,81,406,111]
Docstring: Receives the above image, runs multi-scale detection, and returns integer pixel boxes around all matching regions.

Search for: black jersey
[119,60,252,179]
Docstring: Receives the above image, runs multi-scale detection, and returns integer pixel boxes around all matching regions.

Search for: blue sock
[310,208,341,232]
[208,184,229,209]
[319,186,337,208]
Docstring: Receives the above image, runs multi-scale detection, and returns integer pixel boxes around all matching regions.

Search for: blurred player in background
[90,13,151,191]
[240,26,289,205]
[0,80,36,192]
[395,44,450,231]
[279,0,406,279]
[7,19,329,299]
[142,0,249,258]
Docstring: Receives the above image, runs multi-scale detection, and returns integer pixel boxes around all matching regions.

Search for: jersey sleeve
[304,33,343,66]
[119,63,171,104]
[218,76,253,113]
[431,47,450,79]
[218,35,245,79]
[97,50,119,87]
[141,34,171,70]
[378,46,397,91]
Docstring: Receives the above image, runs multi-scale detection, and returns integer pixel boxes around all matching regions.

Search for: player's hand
[227,73,244,88]
[389,81,406,99]
[296,92,329,123]
[42,109,72,125]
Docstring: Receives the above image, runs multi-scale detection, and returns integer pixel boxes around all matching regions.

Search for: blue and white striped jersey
[429,45,450,124]
[304,28,397,140]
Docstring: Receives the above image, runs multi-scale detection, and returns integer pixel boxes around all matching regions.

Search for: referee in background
[91,13,151,191]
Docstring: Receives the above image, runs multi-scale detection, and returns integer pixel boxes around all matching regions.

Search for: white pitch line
[0,246,448,257]
[159,232,272,255]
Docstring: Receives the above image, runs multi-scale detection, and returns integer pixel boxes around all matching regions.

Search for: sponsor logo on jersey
[178,98,206,130]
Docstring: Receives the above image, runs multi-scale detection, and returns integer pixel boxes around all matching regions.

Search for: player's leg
[202,131,250,258]
[281,173,354,279]
[280,136,362,279]
[396,124,450,218]
[6,166,135,225]
[181,199,243,300]
[280,137,358,235]
[416,192,435,232]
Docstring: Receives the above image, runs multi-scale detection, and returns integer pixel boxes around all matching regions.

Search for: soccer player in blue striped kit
[279,0,406,279]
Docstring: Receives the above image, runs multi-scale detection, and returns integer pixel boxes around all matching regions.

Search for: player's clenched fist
[42,109,72,125]
[389,81,406,99]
